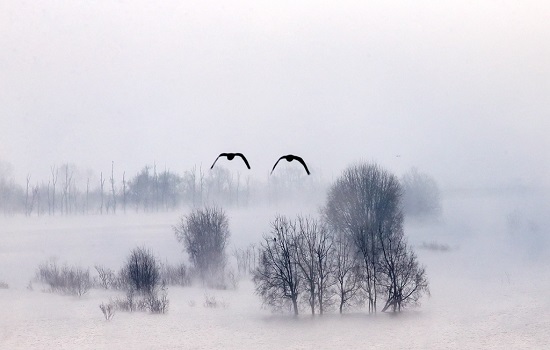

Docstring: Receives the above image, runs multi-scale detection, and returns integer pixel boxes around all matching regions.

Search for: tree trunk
[292,297,299,316]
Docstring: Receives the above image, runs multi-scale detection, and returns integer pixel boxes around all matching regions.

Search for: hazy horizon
[1,1,549,190]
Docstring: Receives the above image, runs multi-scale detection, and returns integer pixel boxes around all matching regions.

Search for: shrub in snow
[203,293,228,309]
[35,259,91,296]
[120,247,160,295]
[94,265,118,289]
[145,282,169,314]
[99,301,116,320]
[0,281,8,289]
[173,206,230,285]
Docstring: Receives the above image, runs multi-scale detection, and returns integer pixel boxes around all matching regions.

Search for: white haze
[1,1,549,189]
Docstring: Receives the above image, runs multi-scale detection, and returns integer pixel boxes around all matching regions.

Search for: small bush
[0,281,8,289]
[110,295,133,312]
[203,293,228,309]
[121,247,160,294]
[146,283,169,314]
[35,259,91,296]
[94,265,118,289]
[109,284,169,314]
[204,293,218,308]
[99,302,116,320]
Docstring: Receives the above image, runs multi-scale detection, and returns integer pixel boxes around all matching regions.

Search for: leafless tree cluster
[253,215,334,315]
[254,163,429,315]
[324,163,429,313]
[173,206,230,286]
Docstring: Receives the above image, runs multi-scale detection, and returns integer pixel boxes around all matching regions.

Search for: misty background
[1,1,549,191]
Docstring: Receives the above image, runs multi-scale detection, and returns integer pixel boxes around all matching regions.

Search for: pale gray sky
[1,1,548,189]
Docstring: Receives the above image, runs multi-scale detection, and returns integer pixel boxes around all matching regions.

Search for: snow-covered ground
[1,193,549,349]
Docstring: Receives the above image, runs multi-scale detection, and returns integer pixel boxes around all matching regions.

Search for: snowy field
[1,193,549,349]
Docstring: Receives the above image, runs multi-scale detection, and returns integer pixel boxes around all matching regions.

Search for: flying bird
[210,153,251,170]
[271,154,310,175]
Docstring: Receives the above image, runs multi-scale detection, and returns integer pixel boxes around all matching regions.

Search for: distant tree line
[0,159,440,221]
[0,161,326,216]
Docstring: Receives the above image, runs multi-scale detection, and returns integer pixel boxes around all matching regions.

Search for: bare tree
[253,216,301,315]
[233,244,257,277]
[32,184,40,216]
[331,232,362,313]
[25,174,31,216]
[100,172,105,215]
[294,216,318,315]
[122,171,127,213]
[153,162,158,212]
[293,216,334,315]
[60,164,73,215]
[311,220,334,315]
[173,206,230,284]
[50,165,58,215]
[110,161,116,214]
[378,228,429,312]
[85,177,90,215]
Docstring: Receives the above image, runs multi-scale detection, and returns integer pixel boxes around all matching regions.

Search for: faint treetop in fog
[401,168,442,220]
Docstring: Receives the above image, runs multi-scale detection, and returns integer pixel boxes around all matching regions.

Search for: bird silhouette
[210,153,251,170]
[271,154,310,175]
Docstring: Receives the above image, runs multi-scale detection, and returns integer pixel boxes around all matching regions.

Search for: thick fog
[1,1,549,190]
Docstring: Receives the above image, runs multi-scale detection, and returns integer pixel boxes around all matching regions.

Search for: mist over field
[1,1,549,348]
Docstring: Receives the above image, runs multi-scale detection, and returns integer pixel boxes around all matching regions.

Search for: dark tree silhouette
[253,216,301,315]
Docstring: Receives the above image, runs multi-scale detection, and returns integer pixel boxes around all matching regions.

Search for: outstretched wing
[270,156,285,174]
[210,153,227,169]
[293,155,310,175]
[235,153,251,169]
